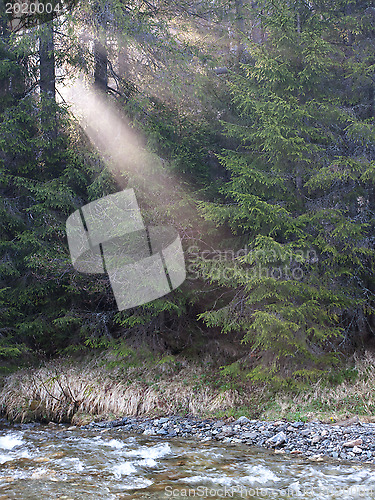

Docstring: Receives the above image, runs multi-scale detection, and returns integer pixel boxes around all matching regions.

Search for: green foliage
[0,2,213,361]
[0,35,119,356]
[2,0,374,389]
[197,0,375,381]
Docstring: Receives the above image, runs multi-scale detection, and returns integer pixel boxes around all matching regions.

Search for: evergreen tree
[197,0,375,383]
[0,13,118,358]
[0,0,221,359]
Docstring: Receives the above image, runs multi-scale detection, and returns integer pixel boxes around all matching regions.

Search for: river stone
[143,428,156,435]
[266,431,287,447]
[159,417,170,424]
[220,426,235,437]
[334,415,360,427]
[343,438,362,448]
[292,422,305,428]
[213,421,225,428]
[83,414,375,465]
[241,432,258,440]
[156,429,168,435]
[352,446,363,454]
[236,416,250,425]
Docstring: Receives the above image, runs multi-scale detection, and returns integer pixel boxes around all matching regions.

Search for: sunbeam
[59,76,198,235]
[61,78,155,186]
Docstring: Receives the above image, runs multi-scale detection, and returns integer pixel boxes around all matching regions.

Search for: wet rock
[143,427,156,436]
[110,419,126,428]
[156,429,168,435]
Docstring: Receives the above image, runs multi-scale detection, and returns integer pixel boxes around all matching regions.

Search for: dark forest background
[0,0,374,386]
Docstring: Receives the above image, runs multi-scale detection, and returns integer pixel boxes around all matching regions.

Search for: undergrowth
[1,343,374,425]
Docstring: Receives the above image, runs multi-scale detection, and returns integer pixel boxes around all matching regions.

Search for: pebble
[343,438,362,448]
[242,431,258,440]
[236,416,250,425]
[82,415,375,464]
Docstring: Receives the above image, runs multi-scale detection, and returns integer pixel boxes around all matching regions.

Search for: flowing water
[0,420,374,499]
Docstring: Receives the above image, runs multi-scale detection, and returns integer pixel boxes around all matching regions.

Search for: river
[0,421,374,499]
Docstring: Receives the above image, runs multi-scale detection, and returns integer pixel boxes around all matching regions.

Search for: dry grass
[0,353,244,424]
[261,351,375,422]
[3,348,374,425]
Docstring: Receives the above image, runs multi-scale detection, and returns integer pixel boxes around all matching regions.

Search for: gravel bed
[82,415,375,463]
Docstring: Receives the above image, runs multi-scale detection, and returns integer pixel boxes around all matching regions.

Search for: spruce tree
[197,0,375,383]
[0,15,116,359]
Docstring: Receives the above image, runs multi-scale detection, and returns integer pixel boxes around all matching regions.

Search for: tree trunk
[39,21,55,99]
[118,41,128,79]
[94,37,107,92]
[39,19,57,147]
[0,0,9,39]
[235,0,245,67]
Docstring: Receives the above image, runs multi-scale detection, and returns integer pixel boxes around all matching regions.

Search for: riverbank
[83,415,375,464]
[1,347,375,440]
